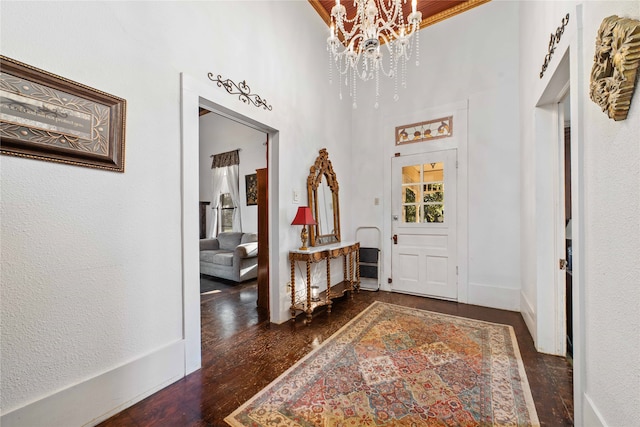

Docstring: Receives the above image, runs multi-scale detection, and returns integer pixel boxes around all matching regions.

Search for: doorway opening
[181,73,280,374]
[197,109,269,357]
[558,94,573,359]
[534,40,583,422]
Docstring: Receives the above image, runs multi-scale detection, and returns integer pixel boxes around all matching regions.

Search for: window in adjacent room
[219,192,234,233]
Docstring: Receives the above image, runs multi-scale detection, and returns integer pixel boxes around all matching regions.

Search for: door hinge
[456,266,459,275]
[456,160,459,169]
[559,259,567,270]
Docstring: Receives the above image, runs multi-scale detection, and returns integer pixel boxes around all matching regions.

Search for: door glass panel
[402,165,421,184]
[424,203,444,223]
[423,183,443,202]
[403,185,420,203]
[401,162,445,223]
[403,205,419,223]
[423,162,444,182]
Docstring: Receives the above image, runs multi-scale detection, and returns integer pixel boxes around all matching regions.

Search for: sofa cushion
[241,233,258,244]
[212,252,234,266]
[200,250,226,264]
[217,232,244,251]
[199,238,220,251]
[200,250,234,267]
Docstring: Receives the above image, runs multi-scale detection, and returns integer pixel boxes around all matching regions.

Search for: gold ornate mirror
[307,148,340,246]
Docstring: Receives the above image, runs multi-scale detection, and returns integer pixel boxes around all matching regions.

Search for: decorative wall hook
[207,73,272,111]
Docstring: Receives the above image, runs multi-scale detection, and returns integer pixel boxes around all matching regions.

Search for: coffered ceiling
[308,0,491,30]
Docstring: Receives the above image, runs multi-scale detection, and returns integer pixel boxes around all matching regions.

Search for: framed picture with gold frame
[245,173,258,206]
[0,56,126,172]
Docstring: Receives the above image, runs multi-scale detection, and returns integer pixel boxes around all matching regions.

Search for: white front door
[391,150,457,299]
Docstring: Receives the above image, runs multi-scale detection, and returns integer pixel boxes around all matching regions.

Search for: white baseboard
[584,393,607,427]
[520,291,537,343]
[1,340,185,427]
[467,282,520,311]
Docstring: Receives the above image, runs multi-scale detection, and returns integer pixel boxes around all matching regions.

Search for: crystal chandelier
[327,0,422,108]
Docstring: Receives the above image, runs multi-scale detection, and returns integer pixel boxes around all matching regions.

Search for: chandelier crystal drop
[327,0,422,108]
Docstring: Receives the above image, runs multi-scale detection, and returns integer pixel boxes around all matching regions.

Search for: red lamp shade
[291,206,317,225]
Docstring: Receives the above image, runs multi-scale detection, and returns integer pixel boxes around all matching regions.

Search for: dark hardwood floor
[99,281,573,427]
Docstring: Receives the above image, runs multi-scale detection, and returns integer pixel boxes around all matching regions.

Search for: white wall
[0,1,352,425]
[580,3,640,425]
[199,113,267,236]
[519,1,640,426]
[349,0,522,311]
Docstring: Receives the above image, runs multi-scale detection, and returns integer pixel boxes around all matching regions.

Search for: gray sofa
[200,232,258,282]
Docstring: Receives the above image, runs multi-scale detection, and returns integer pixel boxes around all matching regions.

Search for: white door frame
[531,5,584,423]
[555,89,570,358]
[180,73,280,374]
[382,101,469,302]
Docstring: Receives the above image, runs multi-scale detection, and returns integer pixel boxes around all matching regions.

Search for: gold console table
[289,241,360,324]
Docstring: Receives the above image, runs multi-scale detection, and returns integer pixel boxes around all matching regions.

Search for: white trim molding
[0,340,184,427]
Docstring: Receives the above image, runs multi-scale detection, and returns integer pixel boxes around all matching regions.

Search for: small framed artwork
[0,55,126,172]
[245,173,257,206]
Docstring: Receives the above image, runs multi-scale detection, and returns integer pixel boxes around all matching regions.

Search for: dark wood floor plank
[98,282,573,427]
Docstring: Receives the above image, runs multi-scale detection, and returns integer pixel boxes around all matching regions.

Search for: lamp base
[299,225,309,251]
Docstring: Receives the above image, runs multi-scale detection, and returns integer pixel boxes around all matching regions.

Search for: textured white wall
[349,0,522,310]
[0,0,352,422]
[519,1,640,425]
[199,113,267,236]
[580,2,640,425]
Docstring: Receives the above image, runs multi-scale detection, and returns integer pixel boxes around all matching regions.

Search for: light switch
[293,190,300,204]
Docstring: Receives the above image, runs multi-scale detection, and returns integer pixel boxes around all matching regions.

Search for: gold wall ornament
[589,15,640,121]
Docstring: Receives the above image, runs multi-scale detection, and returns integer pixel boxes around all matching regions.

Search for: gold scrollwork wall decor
[589,15,640,121]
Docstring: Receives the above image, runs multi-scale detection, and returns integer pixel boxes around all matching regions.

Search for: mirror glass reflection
[316,180,335,238]
[307,148,340,246]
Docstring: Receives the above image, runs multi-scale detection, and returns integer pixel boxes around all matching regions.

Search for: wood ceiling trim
[419,0,491,29]
[309,0,331,26]
[308,0,492,30]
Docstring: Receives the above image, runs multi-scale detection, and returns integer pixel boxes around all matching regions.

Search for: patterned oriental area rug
[225,302,540,426]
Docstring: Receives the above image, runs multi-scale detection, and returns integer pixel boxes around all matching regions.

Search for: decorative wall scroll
[540,14,570,79]
[396,116,453,145]
[589,15,640,121]
[207,73,272,111]
[0,56,126,171]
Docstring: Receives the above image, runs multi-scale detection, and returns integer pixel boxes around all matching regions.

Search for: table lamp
[291,206,316,250]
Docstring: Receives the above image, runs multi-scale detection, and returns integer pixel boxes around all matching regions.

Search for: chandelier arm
[378,0,400,23]
[335,18,362,41]
[378,33,394,49]
[376,53,394,78]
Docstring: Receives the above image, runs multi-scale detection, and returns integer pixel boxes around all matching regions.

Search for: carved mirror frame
[307,148,341,247]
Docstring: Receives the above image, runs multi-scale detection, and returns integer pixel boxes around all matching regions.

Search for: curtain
[209,150,241,237]
[225,164,242,232]
[209,167,226,238]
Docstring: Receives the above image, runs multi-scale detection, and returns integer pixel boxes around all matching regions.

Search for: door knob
[392,234,398,244]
